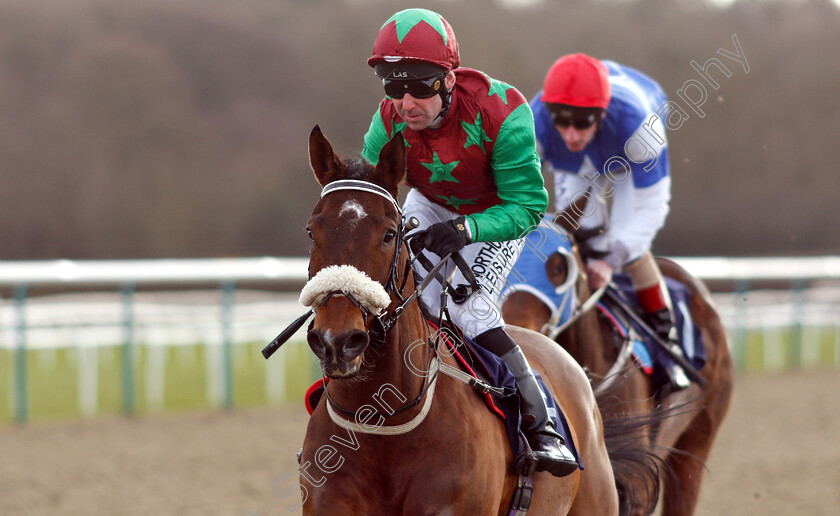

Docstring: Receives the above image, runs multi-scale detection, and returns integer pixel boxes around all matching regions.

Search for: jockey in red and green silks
[360,8,577,478]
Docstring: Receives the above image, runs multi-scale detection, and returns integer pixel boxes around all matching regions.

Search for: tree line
[1,0,837,260]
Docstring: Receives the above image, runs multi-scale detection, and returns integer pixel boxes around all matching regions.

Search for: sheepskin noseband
[299,265,391,314]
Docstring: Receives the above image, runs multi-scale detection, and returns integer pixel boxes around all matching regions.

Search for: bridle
[314,180,455,430]
[315,180,412,346]
[261,179,452,432]
[265,175,468,360]
[263,179,512,434]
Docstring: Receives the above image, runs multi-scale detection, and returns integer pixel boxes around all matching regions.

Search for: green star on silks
[461,113,492,154]
[388,9,448,43]
[487,76,513,105]
[422,151,460,183]
[436,195,476,210]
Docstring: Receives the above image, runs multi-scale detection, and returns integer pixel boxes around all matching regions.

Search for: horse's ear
[373,133,406,198]
[309,125,341,186]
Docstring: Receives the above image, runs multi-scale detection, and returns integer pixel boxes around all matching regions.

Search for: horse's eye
[382,229,396,245]
[305,228,313,240]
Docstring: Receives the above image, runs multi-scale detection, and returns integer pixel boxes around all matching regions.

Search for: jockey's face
[554,111,606,152]
[393,72,456,131]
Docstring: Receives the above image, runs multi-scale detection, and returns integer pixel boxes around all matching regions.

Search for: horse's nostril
[339,330,370,361]
[306,330,329,361]
[307,328,368,363]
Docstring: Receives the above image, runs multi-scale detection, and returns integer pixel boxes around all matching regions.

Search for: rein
[547,285,607,340]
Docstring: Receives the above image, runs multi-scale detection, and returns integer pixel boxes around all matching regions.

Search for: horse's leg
[664,352,734,514]
[654,258,735,516]
[660,410,716,516]
[613,374,661,516]
[661,378,730,516]
[654,359,733,514]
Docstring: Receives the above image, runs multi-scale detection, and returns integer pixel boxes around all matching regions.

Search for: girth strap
[508,474,534,515]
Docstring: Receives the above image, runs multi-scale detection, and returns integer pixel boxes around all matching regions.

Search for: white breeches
[403,189,524,339]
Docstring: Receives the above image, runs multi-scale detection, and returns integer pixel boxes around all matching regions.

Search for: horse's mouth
[321,356,362,379]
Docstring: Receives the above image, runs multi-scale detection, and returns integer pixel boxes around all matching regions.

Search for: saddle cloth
[602,273,707,386]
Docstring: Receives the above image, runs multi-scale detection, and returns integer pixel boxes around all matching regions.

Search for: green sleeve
[466,103,548,242]
[361,109,389,165]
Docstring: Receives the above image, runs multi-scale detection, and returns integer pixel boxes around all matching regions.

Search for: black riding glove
[414,216,471,257]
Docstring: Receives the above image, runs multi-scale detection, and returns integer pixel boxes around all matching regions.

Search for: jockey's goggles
[546,103,603,130]
[382,73,446,100]
[551,112,599,130]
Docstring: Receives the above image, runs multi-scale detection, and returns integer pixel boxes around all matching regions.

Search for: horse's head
[501,200,595,337]
[301,125,406,378]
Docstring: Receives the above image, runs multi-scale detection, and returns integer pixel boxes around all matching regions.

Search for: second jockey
[532,53,690,393]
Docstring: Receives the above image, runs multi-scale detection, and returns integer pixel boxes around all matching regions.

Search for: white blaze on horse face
[339,200,367,225]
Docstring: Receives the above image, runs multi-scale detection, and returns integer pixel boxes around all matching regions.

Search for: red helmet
[542,54,611,109]
[368,8,460,71]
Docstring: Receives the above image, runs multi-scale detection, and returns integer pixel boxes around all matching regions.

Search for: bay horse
[294,125,664,515]
[501,212,734,515]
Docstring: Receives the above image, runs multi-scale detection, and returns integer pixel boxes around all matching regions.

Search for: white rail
[671,256,840,281]
[1,255,838,285]
[1,256,838,424]
[0,257,309,285]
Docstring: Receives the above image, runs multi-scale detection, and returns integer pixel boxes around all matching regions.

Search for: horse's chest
[308,477,494,516]
[302,440,502,515]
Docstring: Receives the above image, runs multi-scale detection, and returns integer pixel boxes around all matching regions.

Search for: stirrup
[664,363,691,392]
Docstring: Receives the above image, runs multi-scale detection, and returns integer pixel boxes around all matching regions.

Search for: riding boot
[625,253,690,394]
[500,346,579,477]
[474,328,578,477]
[644,307,690,393]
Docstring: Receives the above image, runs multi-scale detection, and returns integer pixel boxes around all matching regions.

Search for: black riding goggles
[382,74,446,100]
[551,113,599,130]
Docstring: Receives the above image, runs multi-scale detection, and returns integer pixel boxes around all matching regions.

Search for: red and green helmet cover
[368,8,460,71]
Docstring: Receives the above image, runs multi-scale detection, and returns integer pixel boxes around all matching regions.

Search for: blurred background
[1,0,837,260]
[0,1,838,515]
